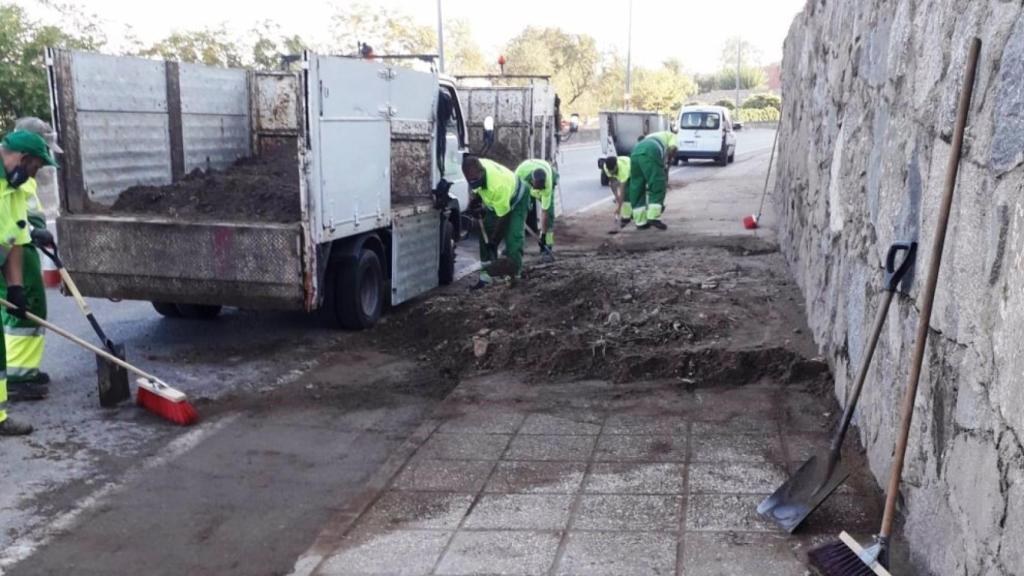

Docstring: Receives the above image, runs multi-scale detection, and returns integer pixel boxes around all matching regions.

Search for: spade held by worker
[515,159,558,263]
[463,155,530,289]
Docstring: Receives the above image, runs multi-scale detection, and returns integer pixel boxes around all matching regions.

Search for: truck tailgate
[57,215,306,310]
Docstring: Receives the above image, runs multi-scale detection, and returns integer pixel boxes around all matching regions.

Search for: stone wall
[776,1,1023,574]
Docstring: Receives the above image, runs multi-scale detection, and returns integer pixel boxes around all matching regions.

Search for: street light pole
[437,0,446,73]
[625,0,633,110]
[735,40,741,108]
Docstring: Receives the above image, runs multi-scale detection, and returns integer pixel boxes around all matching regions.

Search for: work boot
[636,222,651,230]
[0,417,34,436]
[650,219,668,230]
[7,380,50,401]
[541,250,555,264]
[619,218,631,227]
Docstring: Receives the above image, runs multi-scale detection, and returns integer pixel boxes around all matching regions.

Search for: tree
[444,19,488,75]
[504,27,600,106]
[715,99,736,110]
[694,73,718,95]
[0,3,104,132]
[249,21,307,70]
[716,66,767,90]
[330,3,434,56]
[715,37,766,90]
[719,37,762,70]
[629,64,697,115]
[139,27,243,67]
[741,93,781,111]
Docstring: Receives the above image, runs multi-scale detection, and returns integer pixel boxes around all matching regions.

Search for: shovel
[36,243,131,407]
[757,241,916,533]
[477,216,517,278]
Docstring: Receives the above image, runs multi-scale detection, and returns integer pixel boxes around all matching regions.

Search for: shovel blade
[483,257,517,279]
[97,343,131,408]
[757,452,851,533]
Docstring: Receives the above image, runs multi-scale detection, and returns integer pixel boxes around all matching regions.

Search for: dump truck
[596,110,671,185]
[46,49,471,329]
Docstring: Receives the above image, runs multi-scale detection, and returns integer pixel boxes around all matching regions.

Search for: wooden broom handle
[880,37,981,538]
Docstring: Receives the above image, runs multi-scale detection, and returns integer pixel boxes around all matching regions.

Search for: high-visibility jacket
[645,131,678,151]
[515,159,557,211]
[0,176,33,265]
[603,156,631,183]
[473,159,523,218]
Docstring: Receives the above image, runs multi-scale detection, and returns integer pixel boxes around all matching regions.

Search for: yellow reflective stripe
[647,204,664,219]
[0,374,7,422]
[5,334,45,372]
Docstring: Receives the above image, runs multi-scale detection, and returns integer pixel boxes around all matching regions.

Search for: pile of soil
[111,149,301,223]
[372,223,828,386]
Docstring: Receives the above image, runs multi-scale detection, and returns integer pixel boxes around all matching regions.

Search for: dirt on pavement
[110,146,301,223]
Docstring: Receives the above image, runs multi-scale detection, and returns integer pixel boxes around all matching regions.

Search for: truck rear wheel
[177,304,223,319]
[439,220,456,285]
[333,248,383,330]
[600,171,610,187]
[152,302,182,318]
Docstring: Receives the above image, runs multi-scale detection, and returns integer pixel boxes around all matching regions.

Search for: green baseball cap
[1,131,58,167]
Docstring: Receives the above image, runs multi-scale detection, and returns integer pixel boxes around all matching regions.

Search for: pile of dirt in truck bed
[373,221,828,387]
[111,150,301,223]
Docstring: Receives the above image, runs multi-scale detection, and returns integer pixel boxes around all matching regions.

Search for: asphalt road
[0,128,776,576]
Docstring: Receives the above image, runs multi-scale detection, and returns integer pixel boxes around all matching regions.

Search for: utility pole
[625,0,633,110]
[735,40,741,108]
[437,0,446,73]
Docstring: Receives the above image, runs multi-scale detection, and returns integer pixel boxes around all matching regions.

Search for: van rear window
[680,112,721,130]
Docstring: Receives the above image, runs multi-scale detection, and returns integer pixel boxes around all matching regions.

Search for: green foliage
[741,93,781,111]
[694,74,718,94]
[715,99,736,110]
[719,37,763,69]
[249,21,307,71]
[444,20,488,75]
[630,65,697,115]
[504,27,600,106]
[715,66,767,90]
[139,26,243,67]
[734,107,780,123]
[0,3,104,133]
[330,2,434,56]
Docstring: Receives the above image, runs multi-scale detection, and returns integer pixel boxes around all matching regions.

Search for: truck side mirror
[569,114,580,133]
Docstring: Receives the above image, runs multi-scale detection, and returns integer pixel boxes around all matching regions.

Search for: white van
[674,105,738,166]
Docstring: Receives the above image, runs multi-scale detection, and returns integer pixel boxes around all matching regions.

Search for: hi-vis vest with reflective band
[474,159,520,218]
[645,131,678,150]
[515,159,555,211]
[603,156,631,183]
[0,176,33,252]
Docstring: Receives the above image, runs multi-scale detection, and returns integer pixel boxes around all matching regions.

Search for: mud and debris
[110,146,301,223]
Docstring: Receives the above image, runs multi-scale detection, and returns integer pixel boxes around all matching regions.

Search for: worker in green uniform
[463,155,529,289]
[515,159,557,263]
[603,155,632,228]
[0,131,57,436]
[5,118,60,401]
[628,130,677,230]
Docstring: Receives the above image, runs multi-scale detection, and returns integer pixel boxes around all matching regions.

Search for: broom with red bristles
[0,298,198,426]
[743,125,779,230]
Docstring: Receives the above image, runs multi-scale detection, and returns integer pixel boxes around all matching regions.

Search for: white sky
[19,0,808,73]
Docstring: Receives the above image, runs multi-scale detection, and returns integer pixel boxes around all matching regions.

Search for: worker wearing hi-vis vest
[3,118,60,402]
[603,155,632,227]
[463,156,529,289]
[0,130,58,436]
[628,130,677,230]
[514,159,558,263]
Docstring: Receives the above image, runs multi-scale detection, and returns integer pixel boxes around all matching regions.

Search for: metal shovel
[757,241,916,533]
[37,243,131,407]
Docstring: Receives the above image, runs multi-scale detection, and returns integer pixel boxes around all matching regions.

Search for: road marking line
[0,414,241,574]
[576,195,614,215]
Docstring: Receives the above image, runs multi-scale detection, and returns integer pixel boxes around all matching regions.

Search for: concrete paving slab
[604,414,688,436]
[518,412,603,435]
[574,495,683,532]
[584,463,687,494]
[688,462,788,494]
[360,492,475,530]
[594,435,688,462]
[796,492,881,535]
[435,530,560,576]
[392,459,496,493]
[463,494,574,530]
[691,414,779,435]
[690,433,784,463]
[686,494,776,532]
[555,532,677,576]
[437,409,526,434]
[317,529,452,576]
[681,532,807,576]
[484,461,588,494]
[417,433,513,461]
[504,434,597,462]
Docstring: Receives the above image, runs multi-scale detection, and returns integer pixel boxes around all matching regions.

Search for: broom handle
[0,297,169,389]
[880,37,980,539]
[757,127,779,218]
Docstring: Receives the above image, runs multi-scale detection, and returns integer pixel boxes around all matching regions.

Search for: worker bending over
[515,159,558,263]
[463,155,529,289]
[628,130,677,230]
[603,155,632,228]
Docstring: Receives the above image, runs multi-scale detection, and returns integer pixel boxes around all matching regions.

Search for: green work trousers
[478,194,529,281]
[628,139,668,227]
[1,245,47,383]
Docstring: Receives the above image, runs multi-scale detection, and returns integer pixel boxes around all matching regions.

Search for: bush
[714,99,736,110]
[741,93,781,111]
[734,107,780,124]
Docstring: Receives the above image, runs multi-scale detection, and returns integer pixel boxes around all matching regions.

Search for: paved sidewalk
[305,375,885,576]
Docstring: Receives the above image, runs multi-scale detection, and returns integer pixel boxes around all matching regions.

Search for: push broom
[743,125,779,229]
[808,36,980,576]
[0,298,198,426]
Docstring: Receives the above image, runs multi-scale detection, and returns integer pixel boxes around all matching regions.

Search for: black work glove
[31,228,55,248]
[432,178,452,209]
[6,285,27,319]
[537,238,547,252]
[468,194,483,216]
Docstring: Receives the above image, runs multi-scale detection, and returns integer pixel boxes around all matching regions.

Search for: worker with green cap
[0,130,58,436]
[4,118,61,401]
[463,155,528,289]
[603,155,632,229]
[628,130,677,230]
[515,159,558,263]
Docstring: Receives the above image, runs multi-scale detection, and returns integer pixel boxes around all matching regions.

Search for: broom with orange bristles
[0,297,198,426]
